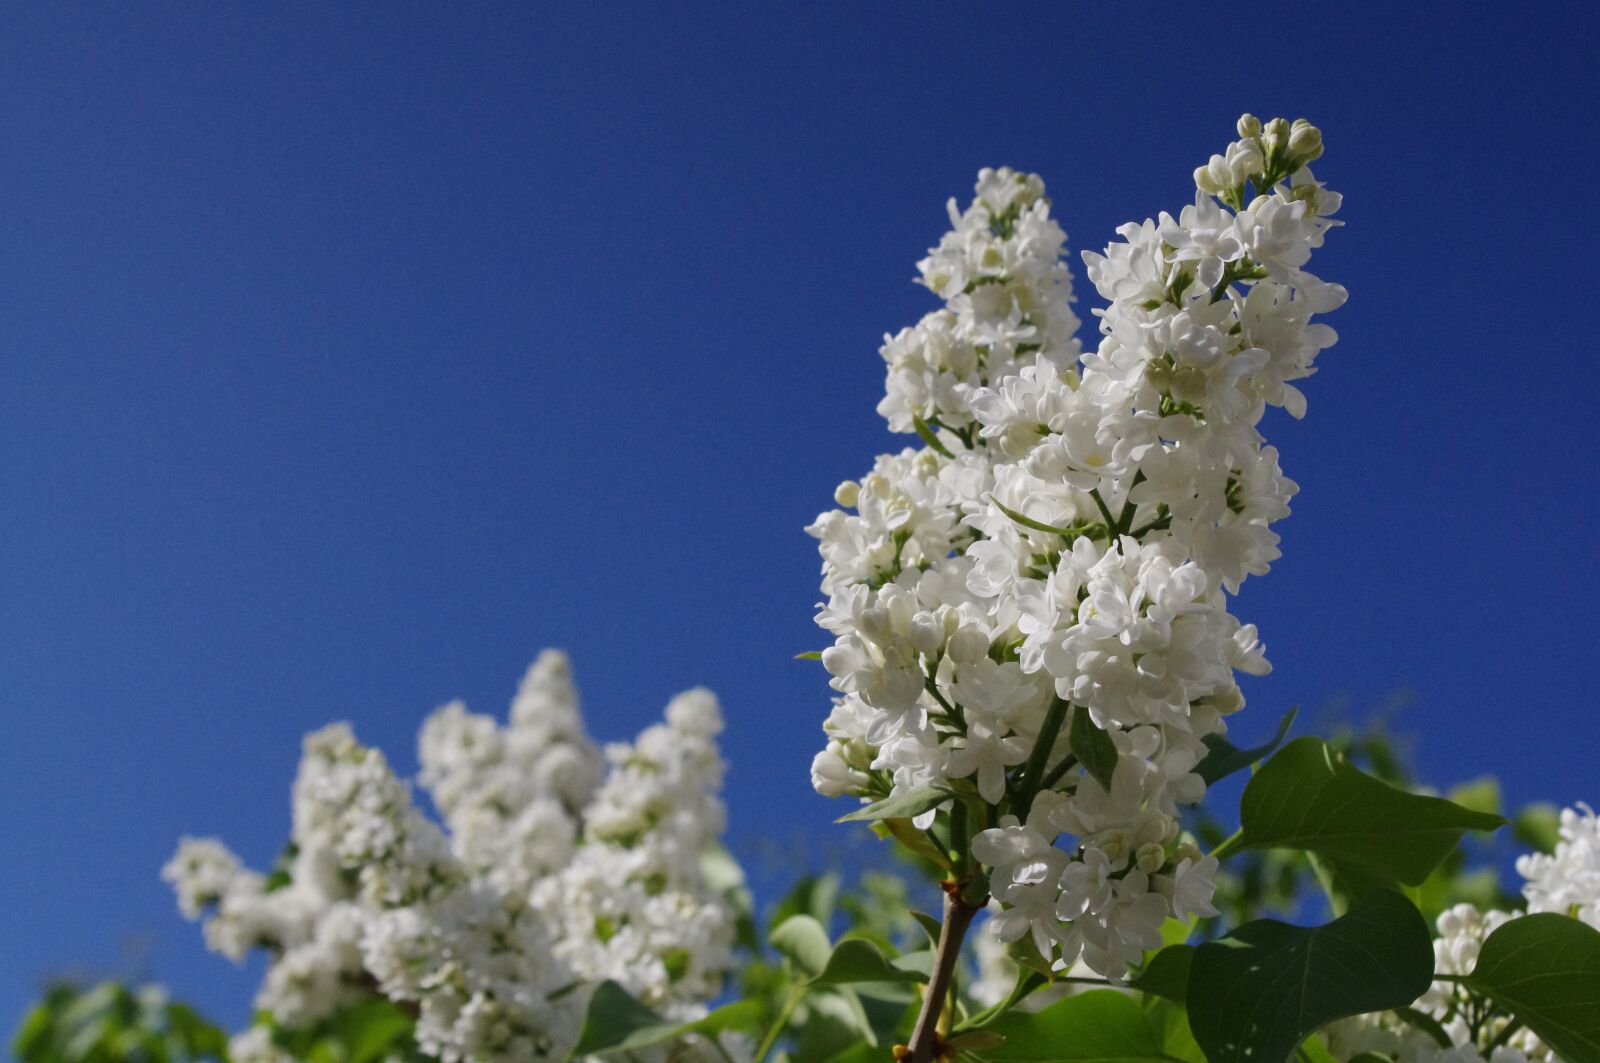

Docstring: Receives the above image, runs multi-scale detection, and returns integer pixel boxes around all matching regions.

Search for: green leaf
[771,915,834,979]
[1069,706,1119,791]
[809,939,926,987]
[1131,945,1193,1004]
[1159,915,1196,948]
[1143,997,1207,1063]
[877,816,955,870]
[1297,1035,1344,1063]
[992,497,1100,539]
[769,873,840,936]
[1513,802,1563,854]
[332,998,414,1063]
[983,990,1179,1060]
[1463,913,1600,1062]
[1445,777,1501,817]
[910,909,942,947]
[568,982,665,1056]
[1006,931,1058,982]
[1195,707,1297,785]
[1186,888,1434,1063]
[11,1003,54,1061]
[837,787,952,823]
[912,413,956,458]
[1236,737,1505,886]
[568,982,760,1057]
[793,651,823,661]
[792,990,882,1061]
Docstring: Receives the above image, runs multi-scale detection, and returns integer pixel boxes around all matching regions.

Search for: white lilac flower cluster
[163,650,740,1063]
[1328,804,1600,1063]
[808,116,1343,979]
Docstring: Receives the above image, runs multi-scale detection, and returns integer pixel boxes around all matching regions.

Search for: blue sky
[3,1,1597,1034]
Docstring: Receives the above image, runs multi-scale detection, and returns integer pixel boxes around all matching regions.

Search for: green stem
[1115,471,1146,535]
[956,970,1047,1032]
[1038,752,1080,793]
[924,677,967,735]
[1015,698,1071,820]
[1486,1018,1524,1052]
[755,987,805,1061]
[1089,489,1120,545]
[1210,827,1246,861]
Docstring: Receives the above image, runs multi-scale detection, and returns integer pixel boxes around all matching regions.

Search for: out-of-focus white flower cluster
[1328,803,1600,1063]
[808,115,1344,980]
[162,650,741,1062]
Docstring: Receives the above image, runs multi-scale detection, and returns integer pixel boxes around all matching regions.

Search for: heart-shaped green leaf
[1464,913,1600,1063]
[1186,888,1434,1063]
[1236,737,1504,886]
[982,989,1180,1061]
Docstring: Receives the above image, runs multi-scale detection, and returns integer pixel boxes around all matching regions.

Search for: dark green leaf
[809,939,926,987]
[569,982,759,1058]
[569,982,666,1056]
[1463,913,1600,1063]
[1187,889,1434,1063]
[1236,737,1505,886]
[1131,945,1193,1004]
[792,989,882,1061]
[983,990,1179,1060]
[1196,707,1297,785]
[1069,706,1119,791]
[837,787,952,823]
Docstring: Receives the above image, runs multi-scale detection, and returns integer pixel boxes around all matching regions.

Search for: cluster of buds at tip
[1195,114,1325,209]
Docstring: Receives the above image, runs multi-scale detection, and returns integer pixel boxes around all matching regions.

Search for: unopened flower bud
[811,746,869,797]
[856,605,894,646]
[1203,154,1231,192]
[1171,840,1202,865]
[1236,113,1262,138]
[1136,842,1167,874]
[1194,164,1221,195]
[833,480,860,508]
[1089,828,1133,870]
[1227,140,1264,182]
[935,604,960,638]
[1288,119,1323,163]
[1197,686,1245,715]
[1261,117,1290,157]
[908,612,945,656]
[947,624,991,664]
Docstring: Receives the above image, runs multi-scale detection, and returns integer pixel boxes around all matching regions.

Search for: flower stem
[755,986,804,1061]
[905,885,981,1063]
[1210,827,1246,861]
[1015,698,1071,820]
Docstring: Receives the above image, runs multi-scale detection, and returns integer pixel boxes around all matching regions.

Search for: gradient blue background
[4,1,1597,1035]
